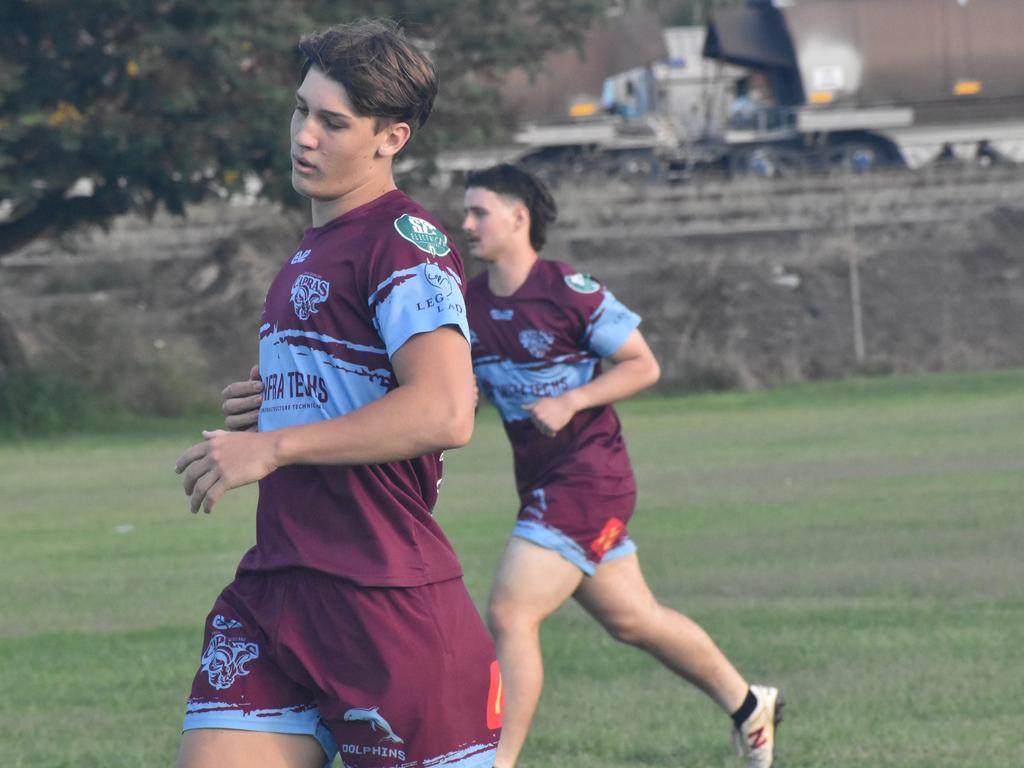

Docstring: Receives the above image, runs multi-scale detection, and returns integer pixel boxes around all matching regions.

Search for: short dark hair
[298,19,437,137]
[465,164,558,251]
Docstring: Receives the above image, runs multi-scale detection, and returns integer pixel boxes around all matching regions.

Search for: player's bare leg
[176,729,327,768]
[574,552,749,713]
[487,537,584,768]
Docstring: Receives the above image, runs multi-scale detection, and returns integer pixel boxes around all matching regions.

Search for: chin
[291,174,313,198]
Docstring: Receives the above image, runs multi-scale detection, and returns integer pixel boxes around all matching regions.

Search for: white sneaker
[732,685,783,768]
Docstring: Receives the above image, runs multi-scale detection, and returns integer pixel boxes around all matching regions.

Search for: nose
[293,113,318,151]
[461,213,474,233]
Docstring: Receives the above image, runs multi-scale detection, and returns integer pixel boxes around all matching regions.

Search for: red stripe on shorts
[486,660,504,730]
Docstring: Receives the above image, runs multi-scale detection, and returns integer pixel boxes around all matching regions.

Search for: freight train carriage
[703,0,1024,172]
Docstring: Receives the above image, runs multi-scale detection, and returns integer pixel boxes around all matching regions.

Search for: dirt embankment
[537,168,1024,389]
[1,165,1022,412]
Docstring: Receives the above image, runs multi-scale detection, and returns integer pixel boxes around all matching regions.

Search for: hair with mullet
[465,164,558,251]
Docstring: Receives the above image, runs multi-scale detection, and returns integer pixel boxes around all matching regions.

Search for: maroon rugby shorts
[182,568,501,767]
[514,483,637,575]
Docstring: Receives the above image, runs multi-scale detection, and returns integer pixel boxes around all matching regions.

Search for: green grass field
[1,369,1022,767]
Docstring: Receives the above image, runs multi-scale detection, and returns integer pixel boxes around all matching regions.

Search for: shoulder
[360,192,453,256]
[362,194,463,284]
[392,193,450,243]
[539,260,605,302]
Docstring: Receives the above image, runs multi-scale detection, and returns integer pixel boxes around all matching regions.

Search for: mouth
[292,155,317,174]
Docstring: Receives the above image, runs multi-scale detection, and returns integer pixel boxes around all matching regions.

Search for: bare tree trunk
[0,311,27,377]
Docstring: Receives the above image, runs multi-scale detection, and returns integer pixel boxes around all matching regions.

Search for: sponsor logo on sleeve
[416,263,465,316]
[424,262,453,296]
[564,272,601,294]
[394,213,451,256]
[200,634,259,690]
[290,272,330,320]
[518,329,555,359]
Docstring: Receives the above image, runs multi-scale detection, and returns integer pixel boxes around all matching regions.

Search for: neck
[310,175,397,227]
[486,243,539,297]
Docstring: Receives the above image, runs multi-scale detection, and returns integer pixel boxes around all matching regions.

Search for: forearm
[562,355,660,413]
[270,381,473,467]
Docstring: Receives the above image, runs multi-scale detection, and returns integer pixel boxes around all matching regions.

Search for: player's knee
[486,595,537,637]
[601,610,648,646]
[486,596,513,636]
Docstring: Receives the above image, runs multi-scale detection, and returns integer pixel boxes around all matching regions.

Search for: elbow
[448,414,474,449]
[645,356,662,388]
[434,396,475,450]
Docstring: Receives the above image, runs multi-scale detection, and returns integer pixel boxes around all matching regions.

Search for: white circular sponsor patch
[394,214,451,256]
[564,272,600,293]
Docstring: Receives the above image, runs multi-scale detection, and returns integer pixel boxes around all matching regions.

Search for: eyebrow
[294,93,353,122]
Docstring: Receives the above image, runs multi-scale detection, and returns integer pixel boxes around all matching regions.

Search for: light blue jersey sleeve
[371,261,471,359]
[583,289,641,358]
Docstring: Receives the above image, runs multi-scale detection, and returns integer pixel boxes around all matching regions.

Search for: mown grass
[1,368,1021,767]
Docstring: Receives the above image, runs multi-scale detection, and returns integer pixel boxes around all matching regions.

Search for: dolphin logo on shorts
[343,706,405,744]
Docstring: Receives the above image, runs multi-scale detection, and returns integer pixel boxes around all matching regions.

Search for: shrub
[0,370,117,436]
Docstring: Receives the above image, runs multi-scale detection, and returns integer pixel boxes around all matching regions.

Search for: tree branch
[0,191,131,260]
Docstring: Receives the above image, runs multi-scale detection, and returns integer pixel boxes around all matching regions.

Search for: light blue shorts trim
[183,704,337,766]
[512,520,637,577]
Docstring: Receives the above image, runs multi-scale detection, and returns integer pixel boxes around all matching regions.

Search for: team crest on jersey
[290,249,312,264]
[212,615,243,630]
[564,272,600,294]
[394,214,451,256]
[490,308,514,321]
[519,329,555,359]
[200,633,259,690]
[290,272,330,320]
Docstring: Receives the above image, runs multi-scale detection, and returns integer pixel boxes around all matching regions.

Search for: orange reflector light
[809,91,834,104]
[954,80,982,95]
[569,101,599,117]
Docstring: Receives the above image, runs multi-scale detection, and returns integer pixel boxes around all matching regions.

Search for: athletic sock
[731,688,758,728]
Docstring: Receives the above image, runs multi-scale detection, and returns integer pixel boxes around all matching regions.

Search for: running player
[173,22,500,768]
[461,163,781,767]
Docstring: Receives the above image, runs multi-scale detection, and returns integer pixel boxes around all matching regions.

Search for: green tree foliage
[0,0,613,257]
[645,0,749,26]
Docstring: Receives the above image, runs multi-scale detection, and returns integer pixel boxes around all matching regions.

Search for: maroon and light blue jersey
[238,190,470,587]
[467,260,641,499]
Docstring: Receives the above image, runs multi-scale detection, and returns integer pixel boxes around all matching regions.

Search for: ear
[513,202,530,232]
[377,121,412,159]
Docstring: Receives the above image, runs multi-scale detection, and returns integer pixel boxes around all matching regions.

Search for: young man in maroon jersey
[173,21,501,768]
[460,163,781,768]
